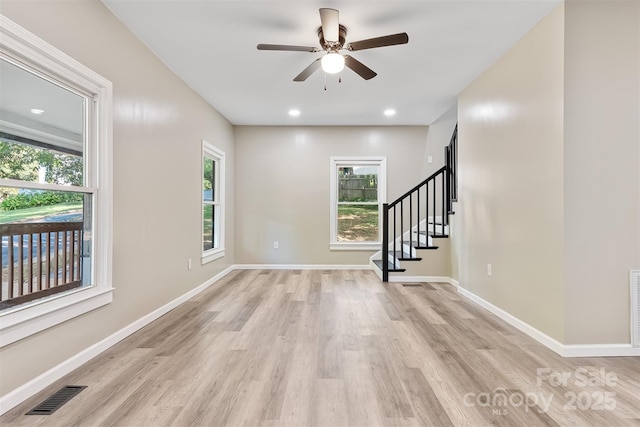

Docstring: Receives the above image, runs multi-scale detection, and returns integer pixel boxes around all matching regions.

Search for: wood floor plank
[278,343,318,426]
[342,350,385,426]
[2,271,639,427]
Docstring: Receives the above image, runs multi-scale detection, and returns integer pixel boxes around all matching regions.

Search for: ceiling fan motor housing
[318,25,347,51]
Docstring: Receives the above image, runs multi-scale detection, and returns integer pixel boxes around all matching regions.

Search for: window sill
[202,248,225,264]
[330,242,381,251]
[0,286,114,348]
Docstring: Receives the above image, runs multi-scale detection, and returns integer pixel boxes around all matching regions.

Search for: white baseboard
[0,266,235,416]
[562,344,640,357]
[454,282,640,358]
[235,264,371,270]
[455,284,566,356]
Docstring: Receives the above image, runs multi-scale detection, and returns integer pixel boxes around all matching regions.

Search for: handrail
[388,166,447,208]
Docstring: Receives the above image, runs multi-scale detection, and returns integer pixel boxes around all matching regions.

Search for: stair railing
[381,124,457,282]
[382,166,449,281]
[445,124,458,207]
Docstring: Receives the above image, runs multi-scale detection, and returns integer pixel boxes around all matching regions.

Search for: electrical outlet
[487,263,492,276]
[274,241,279,249]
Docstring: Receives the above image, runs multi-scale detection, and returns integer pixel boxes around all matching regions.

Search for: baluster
[409,193,413,257]
[400,200,404,259]
[70,230,76,282]
[432,178,436,240]
[425,180,429,248]
[382,204,388,282]
[45,232,51,290]
[7,235,14,299]
[441,171,445,235]
[76,230,82,280]
[28,233,34,294]
[393,205,397,269]
[18,233,24,296]
[37,232,42,292]
[62,231,68,284]
[416,186,420,250]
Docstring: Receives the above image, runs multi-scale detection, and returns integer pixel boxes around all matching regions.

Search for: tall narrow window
[330,157,386,250]
[202,140,224,263]
[0,16,112,347]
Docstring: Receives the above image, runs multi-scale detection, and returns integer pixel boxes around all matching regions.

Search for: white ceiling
[102,0,561,126]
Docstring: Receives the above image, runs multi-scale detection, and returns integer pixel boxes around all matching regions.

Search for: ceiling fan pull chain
[324,72,327,91]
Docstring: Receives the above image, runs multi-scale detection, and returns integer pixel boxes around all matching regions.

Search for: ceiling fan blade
[293,58,322,82]
[319,8,339,42]
[344,55,377,80]
[257,44,319,52]
[347,33,409,51]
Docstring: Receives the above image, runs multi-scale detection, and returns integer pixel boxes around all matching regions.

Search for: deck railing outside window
[1,221,83,309]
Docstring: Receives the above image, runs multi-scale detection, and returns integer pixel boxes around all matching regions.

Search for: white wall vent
[632,270,640,347]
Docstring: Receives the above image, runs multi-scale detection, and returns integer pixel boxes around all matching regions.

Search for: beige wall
[456,1,640,346]
[457,6,566,341]
[420,105,458,279]
[421,105,458,179]
[563,0,640,344]
[0,0,235,395]
[234,126,428,265]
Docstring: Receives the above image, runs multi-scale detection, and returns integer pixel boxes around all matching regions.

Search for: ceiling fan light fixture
[321,52,345,74]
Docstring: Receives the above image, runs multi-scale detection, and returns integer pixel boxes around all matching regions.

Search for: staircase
[372,126,457,282]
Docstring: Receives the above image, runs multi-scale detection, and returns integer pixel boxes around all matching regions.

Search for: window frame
[201,140,225,264]
[0,15,113,348]
[329,156,387,251]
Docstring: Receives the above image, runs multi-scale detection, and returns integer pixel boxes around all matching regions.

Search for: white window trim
[201,140,225,264]
[329,156,387,251]
[0,15,113,348]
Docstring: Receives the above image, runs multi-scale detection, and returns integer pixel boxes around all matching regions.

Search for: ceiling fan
[257,8,408,82]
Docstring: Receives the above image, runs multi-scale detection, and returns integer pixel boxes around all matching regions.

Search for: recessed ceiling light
[30,108,45,115]
[289,109,301,117]
[384,109,396,117]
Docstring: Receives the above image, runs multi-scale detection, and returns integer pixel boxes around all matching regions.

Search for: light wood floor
[2,269,639,426]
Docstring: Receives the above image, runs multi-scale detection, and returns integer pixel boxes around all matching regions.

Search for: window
[202,140,225,263]
[330,157,386,250]
[0,16,112,347]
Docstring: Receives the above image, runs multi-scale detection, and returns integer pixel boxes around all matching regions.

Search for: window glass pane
[0,186,92,309]
[0,59,85,185]
[337,204,379,242]
[338,165,378,203]
[0,138,83,186]
[203,204,214,251]
[203,157,214,202]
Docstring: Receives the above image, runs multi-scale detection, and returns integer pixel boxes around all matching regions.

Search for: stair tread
[391,250,422,261]
[373,259,406,272]
[415,230,447,235]
[414,245,439,250]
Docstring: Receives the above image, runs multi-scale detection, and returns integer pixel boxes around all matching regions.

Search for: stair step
[414,245,439,250]
[414,231,449,239]
[391,251,421,261]
[373,259,406,272]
